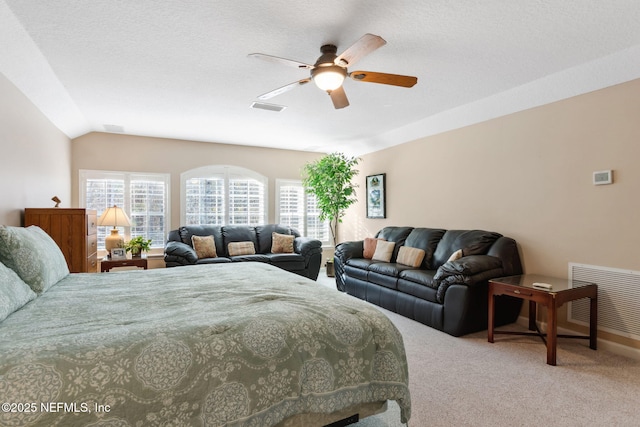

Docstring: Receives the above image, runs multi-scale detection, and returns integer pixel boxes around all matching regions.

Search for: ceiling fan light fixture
[312,65,347,91]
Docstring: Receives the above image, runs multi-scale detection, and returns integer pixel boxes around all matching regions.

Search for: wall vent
[569,263,640,340]
[103,124,124,133]
[250,102,286,112]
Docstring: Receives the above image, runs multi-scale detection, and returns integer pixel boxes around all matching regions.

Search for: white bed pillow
[0,261,37,321]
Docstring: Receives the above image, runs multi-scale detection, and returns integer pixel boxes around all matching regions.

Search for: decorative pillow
[397,246,426,268]
[363,237,382,259]
[192,235,217,259]
[0,226,69,294]
[447,249,463,262]
[0,261,37,322]
[372,240,395,262]
[228,241,256,257]
[271,232,294,254]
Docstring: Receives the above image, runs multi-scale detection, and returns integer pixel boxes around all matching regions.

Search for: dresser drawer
[87,214,97,236]
[86,233,98,257]
[87,253,98,273]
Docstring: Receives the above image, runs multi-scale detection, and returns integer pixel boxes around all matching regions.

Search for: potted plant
[124,236,152,258]
[302,152,359,276]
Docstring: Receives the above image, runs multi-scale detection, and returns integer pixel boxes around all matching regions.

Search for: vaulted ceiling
[2,0,639,155]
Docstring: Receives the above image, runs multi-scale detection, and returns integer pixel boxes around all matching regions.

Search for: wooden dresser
[24,208,98,273]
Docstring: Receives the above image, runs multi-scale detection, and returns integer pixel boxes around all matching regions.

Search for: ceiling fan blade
[329,86,349,109]
[335,33,386,67]
[349,71,418,88]
[257,78,311,100]
[248,53,313,69]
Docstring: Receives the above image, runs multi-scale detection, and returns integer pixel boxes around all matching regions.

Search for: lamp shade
[98,205,131,227]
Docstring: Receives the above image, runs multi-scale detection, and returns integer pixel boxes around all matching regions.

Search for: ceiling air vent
[103,124,125,133]
[250,102,286,112]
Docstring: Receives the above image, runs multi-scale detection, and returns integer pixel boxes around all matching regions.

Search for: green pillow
[0,226,69,294]
[0,261,37,321]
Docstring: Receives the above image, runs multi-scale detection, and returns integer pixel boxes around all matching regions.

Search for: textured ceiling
[1,0,640,155]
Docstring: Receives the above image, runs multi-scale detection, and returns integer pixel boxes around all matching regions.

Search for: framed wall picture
[110,247,126,260]
[366,173,386,218]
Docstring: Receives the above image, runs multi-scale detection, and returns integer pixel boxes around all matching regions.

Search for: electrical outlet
[593,170,612,185]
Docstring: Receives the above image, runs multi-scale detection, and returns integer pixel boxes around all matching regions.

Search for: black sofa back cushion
[375,226,414,262]
[432,230,502,269]
[255,224,300,254]
[179,225,225,258]
[222,226,258,256]
[404,228,447,270]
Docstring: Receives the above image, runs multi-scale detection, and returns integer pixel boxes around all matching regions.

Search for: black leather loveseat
[334,226,523,336]
[164,224,323,280]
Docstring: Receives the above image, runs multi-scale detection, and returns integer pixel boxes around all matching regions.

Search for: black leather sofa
[164,224,323,280]
[334,226,523,336]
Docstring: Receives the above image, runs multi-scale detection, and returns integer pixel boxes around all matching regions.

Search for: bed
[0,225,411,427]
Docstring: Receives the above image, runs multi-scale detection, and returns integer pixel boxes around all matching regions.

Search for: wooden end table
[488,274,597,366]
[100,255,148,272]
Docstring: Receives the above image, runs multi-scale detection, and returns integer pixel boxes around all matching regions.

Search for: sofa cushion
[265,253,305,271]
[399,269,438,288]
[256,224,297,254]
[271,232,294,253]
[345,259,375,281]
[192,235,217,259]
[432,230,502,269]
[372,240,395,262]
[231,254,269,263]
[397,278,439,303]
[397,246,426,267]
[195,257,232,265]
[404,228,446,269]
[179,225,224,257]
[228,241,256,256]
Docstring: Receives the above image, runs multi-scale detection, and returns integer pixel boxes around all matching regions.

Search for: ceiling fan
[249,33,418,109]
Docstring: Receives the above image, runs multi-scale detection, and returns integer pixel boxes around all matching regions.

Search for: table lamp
[97,205,132,252]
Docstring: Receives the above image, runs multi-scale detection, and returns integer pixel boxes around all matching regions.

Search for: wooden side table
[100,256,148,272]
[488,274,597,366]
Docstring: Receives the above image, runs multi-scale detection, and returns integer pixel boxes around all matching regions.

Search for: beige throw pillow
[397,246,426,268]
[447,249,463,262]
[192,235,217,259]
[271,232,294,253]
[372,240,395,262]
[228,241,256,256]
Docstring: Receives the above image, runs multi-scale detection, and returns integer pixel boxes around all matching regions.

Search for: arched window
[181,165,267,225]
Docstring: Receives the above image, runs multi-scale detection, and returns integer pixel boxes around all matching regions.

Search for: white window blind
[276,180,330,245]
[80,170,170,251]
[182,166,267,226]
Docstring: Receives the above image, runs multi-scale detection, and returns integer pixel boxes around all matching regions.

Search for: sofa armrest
[294,236,322,256]
[434,255,504,303]
[333,241,364,291]
[164,241,198,266]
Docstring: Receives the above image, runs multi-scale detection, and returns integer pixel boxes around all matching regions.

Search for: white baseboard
[515,316,640,361]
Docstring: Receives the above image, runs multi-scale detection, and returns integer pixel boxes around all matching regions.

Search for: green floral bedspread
[0,263,410,426]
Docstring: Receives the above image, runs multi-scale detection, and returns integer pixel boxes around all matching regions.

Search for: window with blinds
[80,170,169,250]
[276,180,329,245]
[182,166,267,226]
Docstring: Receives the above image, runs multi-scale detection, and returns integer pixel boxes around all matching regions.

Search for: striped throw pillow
[397,246,426,267]
[228,241,256,256]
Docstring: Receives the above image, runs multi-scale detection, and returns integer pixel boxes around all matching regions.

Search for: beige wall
[343,78,640,349]
[71,132,323,230]
[0,74,71,226]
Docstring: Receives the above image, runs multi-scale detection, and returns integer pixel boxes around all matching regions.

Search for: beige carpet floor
[316,271,640,427]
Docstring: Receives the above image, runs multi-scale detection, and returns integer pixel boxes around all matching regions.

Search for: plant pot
[326,260,335,277]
